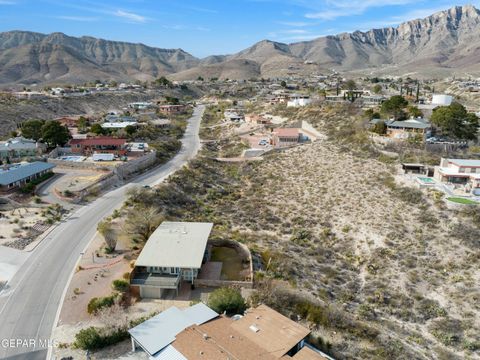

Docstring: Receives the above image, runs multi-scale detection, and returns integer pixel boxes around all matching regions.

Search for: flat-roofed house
[272,128,301,147]
[370,118,431,140]
[158,104,187,115]
[434,158,480,189]
[0,162,55,192]
[0,137,45,161]
[68,137,127,156]
[130,221,214,298]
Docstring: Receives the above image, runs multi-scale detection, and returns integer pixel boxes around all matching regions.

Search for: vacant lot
[121,103,480,359]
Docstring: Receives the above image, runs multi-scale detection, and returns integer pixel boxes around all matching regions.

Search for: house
[224,110,245,122]
[287,94,311,107]
[0,162,55,192]
[0,137,45,161]
[272,128,301,147]
[245,114,271,125]
[150,119,172,128]
[102,114,138,129]
[130,222,214,298]
[361,95,387,107]
[68,137,127,156]
[158,104,187,115]
[370,118,431,139]
[13,91,46,100]
[434,158,480,189]
[431,94,453,106]
[129,303,332,360]
[129,303,219,358]
[128,102,153,110]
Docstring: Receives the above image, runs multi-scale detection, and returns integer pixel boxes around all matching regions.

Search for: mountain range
[1,5,480,85]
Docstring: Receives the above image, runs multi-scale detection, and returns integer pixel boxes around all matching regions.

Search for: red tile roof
[275,128,300,137]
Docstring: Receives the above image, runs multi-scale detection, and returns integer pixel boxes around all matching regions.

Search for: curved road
[0,105,205,360]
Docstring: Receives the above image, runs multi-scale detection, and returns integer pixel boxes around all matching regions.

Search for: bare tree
[97,220,117,251]
[124,206,162,242]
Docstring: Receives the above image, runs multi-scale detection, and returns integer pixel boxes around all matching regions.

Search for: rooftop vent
[249,324,260,333]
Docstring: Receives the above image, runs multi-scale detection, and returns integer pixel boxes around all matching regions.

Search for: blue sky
[0,0,478,57]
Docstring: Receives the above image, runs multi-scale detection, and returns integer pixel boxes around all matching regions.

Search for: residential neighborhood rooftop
[447,159,480,167]
[0,162,55,186]
[134,221,214,268]
[230,304,311,358]
[128,303,218,357]
[275,128,300,137]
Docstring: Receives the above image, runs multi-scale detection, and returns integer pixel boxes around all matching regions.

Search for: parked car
[258,139,269,146]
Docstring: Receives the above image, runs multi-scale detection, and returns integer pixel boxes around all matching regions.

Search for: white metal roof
[448,159,480,167]
[129,303,218,357]
[135,222,213,268]
[151,345,187,360]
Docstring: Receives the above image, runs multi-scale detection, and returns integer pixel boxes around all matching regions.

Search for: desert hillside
[123,103,480,359]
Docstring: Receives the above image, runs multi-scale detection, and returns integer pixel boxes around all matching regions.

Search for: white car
[258,139,269,146]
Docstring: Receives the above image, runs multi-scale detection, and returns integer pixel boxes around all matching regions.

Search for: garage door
[140,286,161,299]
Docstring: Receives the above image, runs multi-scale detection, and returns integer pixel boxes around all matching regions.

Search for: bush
[112,279,129,292]
[208,287,246,315]
[73,327,104,350]
[19,171,54,194]
[74,314,157,350]
[87,295,117,314]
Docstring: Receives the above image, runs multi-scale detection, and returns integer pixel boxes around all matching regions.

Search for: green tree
[280,80,287,88]
[41,121,70,146]
[124,125,137,137]
[77,116,89,133]
[207,287,246,315]
[165,96,179,105]
[371,120,387,135]
[21,119,45,141]
[372,84,382,94]
[344,79,356,91]
[430,102,479,140]
[407,105,423,118]
[381,95,408,120]
[154,76,172,87]
[364,109,381,120]
[90,123,106,135]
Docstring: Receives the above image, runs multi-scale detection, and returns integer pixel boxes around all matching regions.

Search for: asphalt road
[0,105,205,360]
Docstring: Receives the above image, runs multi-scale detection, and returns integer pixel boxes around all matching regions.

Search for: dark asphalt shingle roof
[0,162,55,186]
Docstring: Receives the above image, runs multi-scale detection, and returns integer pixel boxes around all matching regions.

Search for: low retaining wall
[114,151,157,179]
[194,278,253,289]
[199,239,254,289]
[47,158,112,171]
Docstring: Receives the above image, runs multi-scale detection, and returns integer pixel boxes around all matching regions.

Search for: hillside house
[245,114,271,125]
[287,94,312,107]
[272,122,323,147]
[158,104,187,115]
[272,128,301,147]
[0,162,55,193]
[130,222,213,298]
[434,158,480,189]
[129,303,332,360]
[370,118,431,140]
[56,116,84,128]
[0,137,45,161]
[68,137,127,156]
